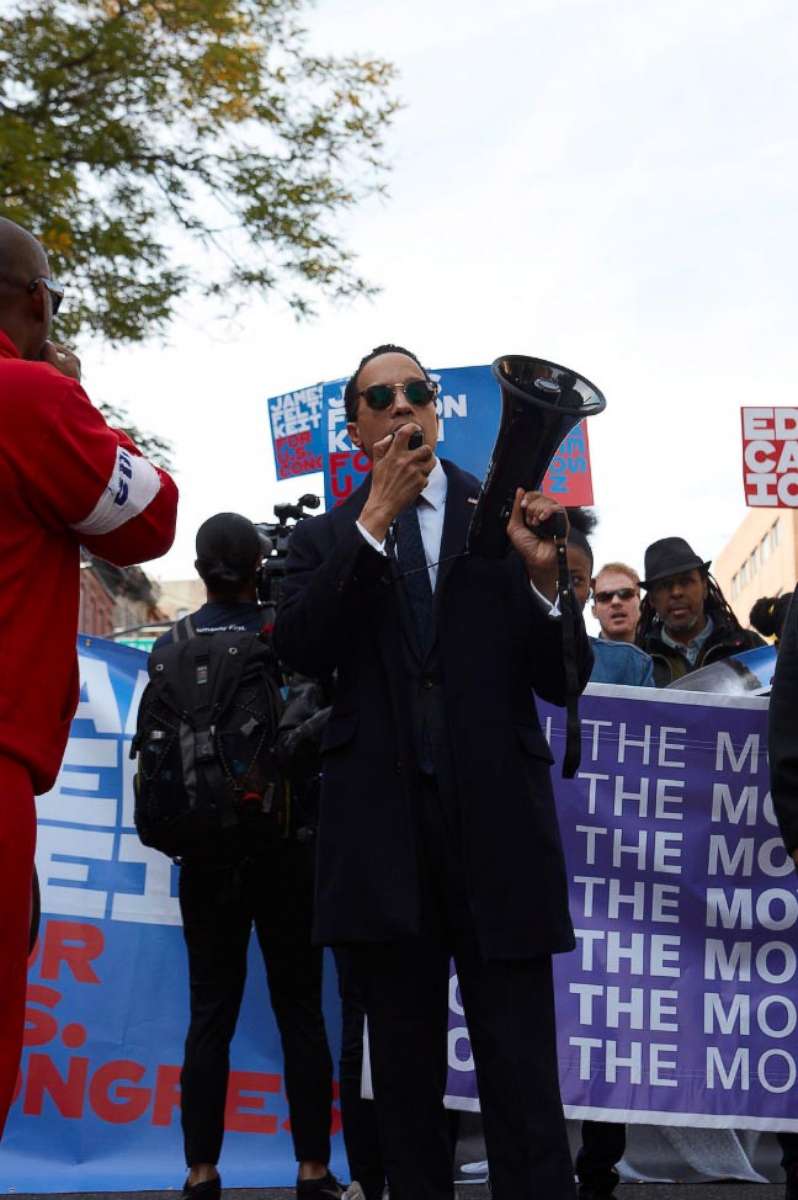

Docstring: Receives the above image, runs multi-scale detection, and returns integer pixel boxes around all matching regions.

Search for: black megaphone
[467,355,606,557]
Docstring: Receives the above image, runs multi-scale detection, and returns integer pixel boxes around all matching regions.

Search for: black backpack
[275,676,332,843]
[132,616,284,862]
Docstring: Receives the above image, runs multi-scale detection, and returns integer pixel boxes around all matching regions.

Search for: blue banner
[3,645,794,1193]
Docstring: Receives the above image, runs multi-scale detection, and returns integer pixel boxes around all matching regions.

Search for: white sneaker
[342,1184,366,1200]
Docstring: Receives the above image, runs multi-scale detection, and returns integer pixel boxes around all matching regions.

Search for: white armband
[71,446,161,537]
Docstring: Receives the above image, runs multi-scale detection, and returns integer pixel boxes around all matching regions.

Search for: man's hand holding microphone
[358,422,435,544]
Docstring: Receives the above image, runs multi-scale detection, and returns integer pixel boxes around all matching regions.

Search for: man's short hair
[593,561,641,588]
[343,343,429,422]
[195,512,261,596]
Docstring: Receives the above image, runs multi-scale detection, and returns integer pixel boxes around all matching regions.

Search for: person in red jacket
[0,217,178,1136]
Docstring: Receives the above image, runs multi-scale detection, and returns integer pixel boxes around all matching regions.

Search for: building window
[761,533,770,565]
[750,546,759,574]
[772,518,781,548]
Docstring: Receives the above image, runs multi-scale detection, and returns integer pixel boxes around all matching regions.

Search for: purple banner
[444,684,798,1132]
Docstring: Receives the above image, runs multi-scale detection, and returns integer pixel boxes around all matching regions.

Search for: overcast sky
[85,0,798,605]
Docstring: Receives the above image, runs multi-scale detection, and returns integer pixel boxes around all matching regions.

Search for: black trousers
[334,947,386,1200]
[179,841,333,1168]
[349,768,575,1200]
[783,1132,798,1170]
[335,947,462,1200]
[576,1121,625,1192]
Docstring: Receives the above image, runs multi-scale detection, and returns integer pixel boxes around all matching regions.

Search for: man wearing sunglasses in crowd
[275,344,592,1200]
[591,563,644,645]
[0,217,178,1139]
[565,521,654,691]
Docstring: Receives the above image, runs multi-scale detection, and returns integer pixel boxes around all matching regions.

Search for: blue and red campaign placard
[267,364,596,509]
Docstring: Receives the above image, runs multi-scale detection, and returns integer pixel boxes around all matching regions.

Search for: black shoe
[578,1182,618,1200]
[296,1171,348,1200]
[182,1176,221,1200]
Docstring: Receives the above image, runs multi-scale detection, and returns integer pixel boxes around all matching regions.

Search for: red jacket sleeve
[7,363,178,566]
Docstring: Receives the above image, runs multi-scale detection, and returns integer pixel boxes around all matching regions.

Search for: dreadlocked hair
[636,571,742,646]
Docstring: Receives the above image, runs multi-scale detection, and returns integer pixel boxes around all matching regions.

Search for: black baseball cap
[195,512,261,584]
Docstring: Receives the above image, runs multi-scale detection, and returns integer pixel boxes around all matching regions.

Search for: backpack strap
[172,615,196,644]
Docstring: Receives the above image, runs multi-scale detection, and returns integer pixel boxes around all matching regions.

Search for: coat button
[395,758,403,772]
[422,677,434,689]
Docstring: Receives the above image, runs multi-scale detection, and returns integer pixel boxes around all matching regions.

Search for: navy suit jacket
[274,459,592,958]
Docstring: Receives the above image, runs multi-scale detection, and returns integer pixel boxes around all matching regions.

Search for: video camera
[255,493,321,611]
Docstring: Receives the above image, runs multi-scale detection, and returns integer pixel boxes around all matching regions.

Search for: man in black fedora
[636,536,763,687]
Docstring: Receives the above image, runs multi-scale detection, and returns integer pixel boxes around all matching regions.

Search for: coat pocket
[321,711,359,753]
[514,724,554,765]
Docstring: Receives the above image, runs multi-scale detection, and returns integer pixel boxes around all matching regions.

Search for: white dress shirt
[356,457,446,589]
[356,458,559,614]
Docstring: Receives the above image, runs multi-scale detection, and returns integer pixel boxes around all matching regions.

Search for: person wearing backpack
[0,217,178,1138]
[140,513,350,1200]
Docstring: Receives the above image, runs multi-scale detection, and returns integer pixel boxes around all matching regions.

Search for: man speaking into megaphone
[274,344,593,1200]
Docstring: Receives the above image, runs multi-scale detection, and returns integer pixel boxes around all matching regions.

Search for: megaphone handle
[555,536,583,778]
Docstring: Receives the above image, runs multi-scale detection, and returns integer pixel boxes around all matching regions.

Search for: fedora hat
[641,537,711,589]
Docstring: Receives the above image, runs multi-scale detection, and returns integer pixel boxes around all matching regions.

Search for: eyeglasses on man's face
[593,587,638,604]
[357,378,439,411]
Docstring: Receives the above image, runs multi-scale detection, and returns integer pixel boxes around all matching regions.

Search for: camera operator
[155,513,349,1200]
[0,217,178,1137]
[274,344,593,1200]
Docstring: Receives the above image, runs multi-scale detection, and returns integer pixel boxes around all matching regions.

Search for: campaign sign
[543,420,594,505]
[267,384,325,479]
[445,684,798,1133]
[0,638,345,1191]
[741,407,798,507]
[321,364,595,510]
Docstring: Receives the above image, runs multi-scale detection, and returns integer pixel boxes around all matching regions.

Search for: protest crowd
[2,215,798,1200]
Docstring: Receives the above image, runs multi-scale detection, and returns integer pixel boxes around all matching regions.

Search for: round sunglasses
[357,378,439,411]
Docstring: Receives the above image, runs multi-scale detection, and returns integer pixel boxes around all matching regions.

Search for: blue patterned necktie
[395,500,433,647]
